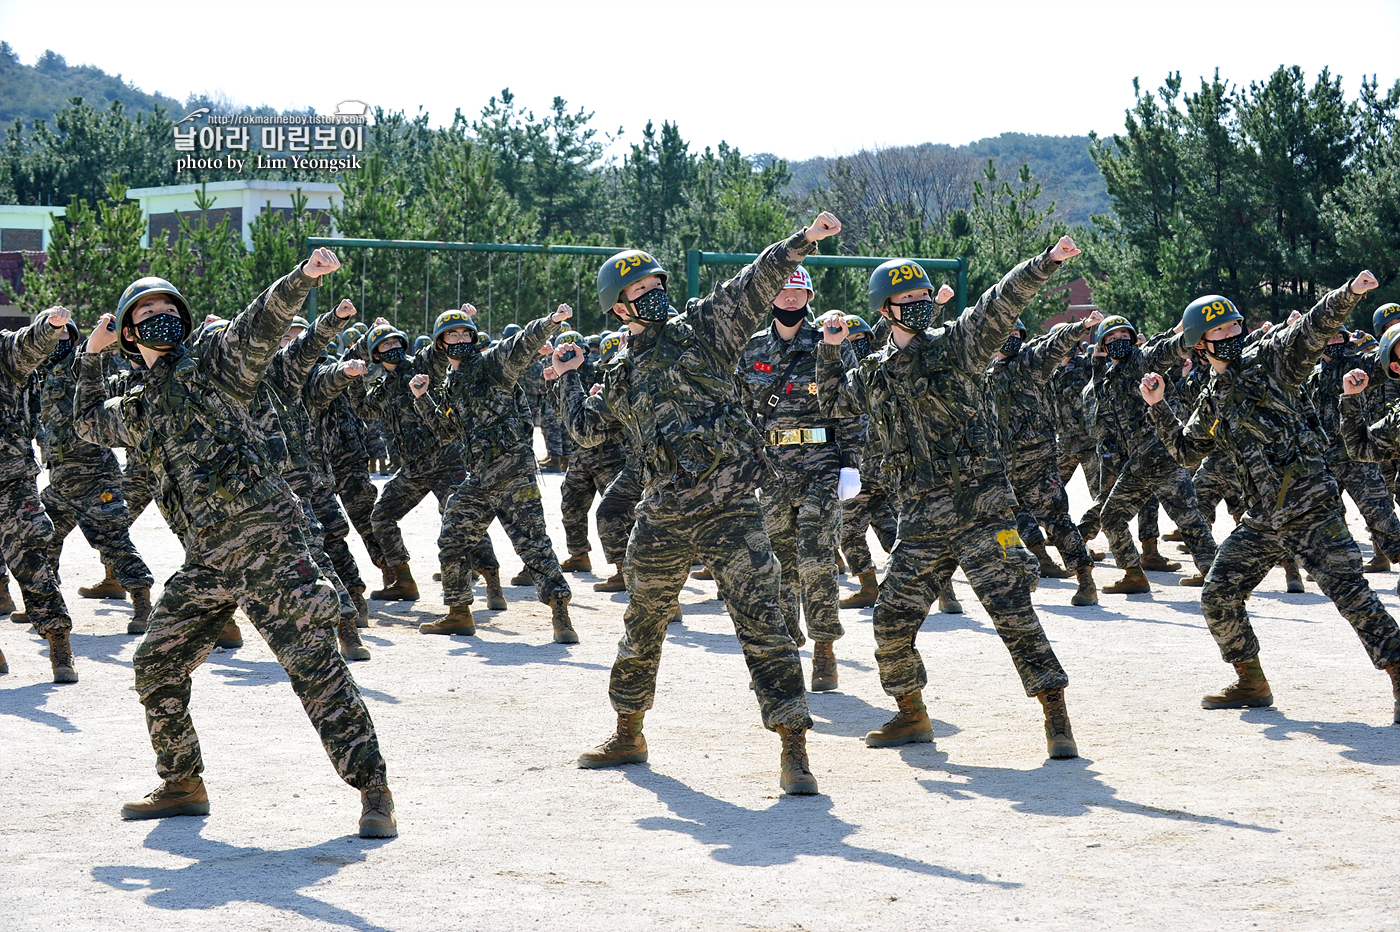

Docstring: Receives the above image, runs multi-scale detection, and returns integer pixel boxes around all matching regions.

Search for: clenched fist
[343,360,367,378]
[333,299,357,319]
[86,313,118,353]
[1139,372,1166,406]
[46,306,72,329]
[1049,236,1080,263]
[804,211,842,243]
[409,373,431,398]
[304,247,341,279]
[1352,270,1379,295]
[1343,368,1369,395]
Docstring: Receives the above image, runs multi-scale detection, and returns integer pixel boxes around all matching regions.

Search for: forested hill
[780,133,1112,226]
[0,42,183,125]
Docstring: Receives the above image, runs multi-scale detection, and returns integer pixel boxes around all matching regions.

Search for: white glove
[837,467,862,501]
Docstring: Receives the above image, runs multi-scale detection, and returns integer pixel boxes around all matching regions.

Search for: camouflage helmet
[352,321,370,334]
[501,323,523,338]
[586,333,602,351]
[1356,331,1379,353]
[867,259,934,312]
[599,330,624,364]
[843,314,874,340]
[115,276,192,356]
[597,250,668,312]
[1373,303,1400,337]
[365,323,409,359]
[556,330,584,345]
[432,308,478,344]
[1092,314,1137,347]
[413,335,432,352]
[1378,323,1400,379]
[1181,295,1243,347]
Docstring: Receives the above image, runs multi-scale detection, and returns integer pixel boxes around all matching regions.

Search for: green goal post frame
[685,249,969,315]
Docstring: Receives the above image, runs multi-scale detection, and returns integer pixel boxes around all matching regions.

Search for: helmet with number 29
[867,259,934,312]
[1182,295,1244,347]
[597,250,669,312]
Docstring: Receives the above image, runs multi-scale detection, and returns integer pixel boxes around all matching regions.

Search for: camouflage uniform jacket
[359,342,466,474]
[414,315,559,488]
[1088,329,1186,469]
[1305,345,1369,467]
[558,229,819,510]
[816,247,1065,517]
[984,324,1084,467]
[0,314,62,484]
[320,376,373,471]
[737,319,862,474]
[1340,382,1400,466]
[1148,284,1363,532]
[1049,352,1094,456]
[75,264,314,557]
[40,350,123,471]
[549,353,627,451]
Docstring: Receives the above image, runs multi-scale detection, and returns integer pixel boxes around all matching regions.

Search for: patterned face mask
[1206,333,1244,362]
[50,339,72,362]
[890,299,935,332]
[377,346,406,366]
[134,313,186,350]
[1105,337,1134,360]
[1000,335,1023,357]
[443,341,475,360]
[851,335,873,360]
[773,304,808,328]
[629,287,671,322]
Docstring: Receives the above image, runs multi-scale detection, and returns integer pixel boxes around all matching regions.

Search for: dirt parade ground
[4,444,1400,932]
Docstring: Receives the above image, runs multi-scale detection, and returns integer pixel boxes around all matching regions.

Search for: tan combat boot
[1386,664,1400,725]
[1070,564,1098,606]
[1364,552,1391,573]
[10,611,29,625]
[348,584,370,628]
[775,724,819,795]
[560,553,592,572]
[1140,538,1182,572]
[1179,572,1206,587]
[1201,658,1273,709]
[120,777,210,820]
[1103,566,1150,594]
[482,568,508,610]
[78,565,126,600]
[359,784,398,838]
[128,587,153,635]
[338,616,372,660]
[371,563,419,601]
[552,596,579,644]
[0,575,14,616]
[510,568,533,586]
[811,641,838,691]
[840,571,878,608]
[1038,688,1079,759]
[1282,557,1304,594]
[691,565,714,580]
[1031,543,1073,578]
[47,630,77,683]
[537,454,559,472]
[216,623,243,649]
[593,564,627,592]
[1162,529,1184,542]
[865,691,934,747]
[420,605,475,636]
[937,584,962,614]
[578,712,648,768]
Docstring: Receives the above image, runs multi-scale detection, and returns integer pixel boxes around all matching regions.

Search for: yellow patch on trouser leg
[996,529,1025,561]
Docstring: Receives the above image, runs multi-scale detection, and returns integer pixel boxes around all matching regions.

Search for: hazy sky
[3,0,1399,160]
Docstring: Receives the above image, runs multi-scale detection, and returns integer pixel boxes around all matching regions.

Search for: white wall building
[0,204,66,252]
[125,180,341,249]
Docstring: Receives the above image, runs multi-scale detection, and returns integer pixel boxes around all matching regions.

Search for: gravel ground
[3,446,1400,932]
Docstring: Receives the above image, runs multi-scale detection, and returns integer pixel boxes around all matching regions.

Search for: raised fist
[86,313,118,353]
[409,373,431,398]
[819,312,848,346]
[935,284,956,305]
[542,366,559,381]
[1049,236,1080,263]
[805,211,842,243]
[344,360,368,378]
[1139,372,1166,406]
[1081,309,1104,331]
[305,247,341,279]
[1343,368,1369,395]
[461,303,478,318]
[333,299,357,319]
[373,316,391,329]
[46,306,71,329]
[553,342,585,371]
[1352,270,1379,294]
[550,303,573,324]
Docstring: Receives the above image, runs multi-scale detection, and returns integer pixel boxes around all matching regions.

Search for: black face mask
[890,299,936,332]
[629,287,672,323]
[377,347,406,366]
[773,304,808,329]
[50,339,72,362]
[134,313,187,350]
[1206,333,1244,362]
[1000,335,1023,358]
[444,341,475,360]
[850,336,874,360]
[1105,337,1134,361]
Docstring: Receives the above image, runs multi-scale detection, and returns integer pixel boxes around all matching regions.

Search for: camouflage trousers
[1009,448,1091,570]
[1202,508,1400,669]
[0,476,70,636]
[761,467,845,646]
[561,443,628,561]
[371,463,498,574]
[333,456,384,571]
[133,513,388,788]
[123,454,154,524]
[1068,450,1160,542]
[874,495,1068,698]
[1101,456,1215,572]
[612,491,812,731]
[295,495,356,621]
[1332,460,1400,561]
[541,391,574,458]
[43,461,153,591]
[1192,453,1244,524]
[839,466,898,577]
[305,479,365,593]
[438,467,567,608]
[596,464,643,571]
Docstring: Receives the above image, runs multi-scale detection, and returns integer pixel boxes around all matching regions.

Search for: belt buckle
[779,429,802,445]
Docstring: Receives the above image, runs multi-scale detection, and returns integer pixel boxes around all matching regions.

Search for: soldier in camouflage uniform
[555,215,844,796]
[736,266,861,691]
[38,324,155,632]
[408,307,575,641]
[1305,328,1400,572]
[985,316,1103,605]
[321,378,385,574]
[1089,316,1217,593]
[819,240,1085,760]
[1363,304,1400,501]
[553,330,631,581]
[75,250,397,837]
[837,315,901,609]
[0,306,77,681]
[1141,274,1400,721]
